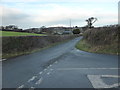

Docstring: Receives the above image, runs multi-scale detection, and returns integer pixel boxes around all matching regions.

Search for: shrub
[83,25,118,46]
[2,35,80,58]
[76,25,119,55]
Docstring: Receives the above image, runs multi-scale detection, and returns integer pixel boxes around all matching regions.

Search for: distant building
[5,25,18,30]
[24,28,42,33]
[42,27,73,35]
[0,25,23,32]
[0,26,4,31]
[62,31,73,35]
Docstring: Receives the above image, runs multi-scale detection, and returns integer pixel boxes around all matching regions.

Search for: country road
[2,37,119,88]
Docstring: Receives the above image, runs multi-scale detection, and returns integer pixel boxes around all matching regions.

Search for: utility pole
[69,19,72,31]
[70,19,71,28]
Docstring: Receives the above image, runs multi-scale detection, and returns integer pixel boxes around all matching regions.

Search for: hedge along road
[2,37,119,88]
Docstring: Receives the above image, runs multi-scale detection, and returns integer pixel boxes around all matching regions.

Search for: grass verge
[76,39,118,55]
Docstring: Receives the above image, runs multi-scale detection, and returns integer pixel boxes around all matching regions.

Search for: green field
[0,31,46,36]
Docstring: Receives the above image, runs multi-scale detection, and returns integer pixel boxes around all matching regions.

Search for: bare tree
[86,17,97,28]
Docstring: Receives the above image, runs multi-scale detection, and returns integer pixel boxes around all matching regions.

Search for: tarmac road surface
[2,37,119,88]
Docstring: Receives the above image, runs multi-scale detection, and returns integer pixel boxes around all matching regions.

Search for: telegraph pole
[70,19,71,28]
[69,19,72,31]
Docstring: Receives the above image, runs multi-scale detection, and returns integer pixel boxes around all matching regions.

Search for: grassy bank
[76,25,119,55]
[0,31,45,36]
[76,39,118,55]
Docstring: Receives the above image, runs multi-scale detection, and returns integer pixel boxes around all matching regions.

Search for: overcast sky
[0,0,119,29]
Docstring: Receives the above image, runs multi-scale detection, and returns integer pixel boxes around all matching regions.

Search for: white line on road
[18,85,24,88]
[57,68,120,70]
[108,83,120,88]
[31,87,35,89]
[47,72,50,75]
[87,75,120,88]
[35,77,43,85]
[101,75,120,78]
[49,65,52,67]
[76,49,80,52]
[0,59,6,61]
[39,71,43,75]
[28,76,37,82]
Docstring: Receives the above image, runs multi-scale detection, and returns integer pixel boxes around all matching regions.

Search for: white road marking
[47,65,52,69]
[57,68,119,70]
[28,76,37,82]
[31,87,35,88]
[44,69,47,71]
[35,77,43,85]
[39,71,43,75]
[18,85,24,88]
[76,49,80,52]
[47,72,50,75]
[49,65,52,67]
[87,75,120,88]
[108,83,120,88]
[0,59,6,61]
[101,75,120,78]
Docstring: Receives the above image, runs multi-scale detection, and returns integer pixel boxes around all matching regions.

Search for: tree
[86,17,97,28]
[75,26,78,28]
[5,25,18,30]
[40,26,46,32]
[73,29,80,34]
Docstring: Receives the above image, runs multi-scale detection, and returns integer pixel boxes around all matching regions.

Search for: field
[0,31,45,36]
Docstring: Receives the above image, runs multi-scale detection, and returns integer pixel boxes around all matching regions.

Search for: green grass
[76,39,118,55]
[0,31,46,36]
[76,39,92,51]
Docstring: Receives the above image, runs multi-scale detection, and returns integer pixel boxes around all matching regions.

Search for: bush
[73,29,80,34]
[83,25,118,46]
[2,35,79,59]
[76,25,119,55]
